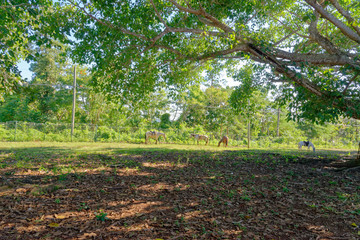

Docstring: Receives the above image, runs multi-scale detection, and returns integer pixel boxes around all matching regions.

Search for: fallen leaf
[48,223,59,228]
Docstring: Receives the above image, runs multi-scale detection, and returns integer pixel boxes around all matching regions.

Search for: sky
[18,60,33,81]
[18,60,241,88]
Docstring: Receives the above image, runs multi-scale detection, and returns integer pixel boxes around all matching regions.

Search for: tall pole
[71,66,76,141]
[277,108,280,137]
[247,99,250,149]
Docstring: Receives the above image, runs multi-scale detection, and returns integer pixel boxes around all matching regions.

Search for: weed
[4,171,14,176]
[106,177,114,182]
[283,187,290,193]
[241,195,251,201]
[336,192,349,201]
[57,174,68,181]
[78,202,89,211]
[227,190,236,199]
[94,210,109,221]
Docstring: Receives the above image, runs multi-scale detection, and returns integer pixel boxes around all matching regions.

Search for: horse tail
[218,139,221,147]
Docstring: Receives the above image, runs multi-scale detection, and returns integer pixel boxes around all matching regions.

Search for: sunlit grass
[0,141,356,156]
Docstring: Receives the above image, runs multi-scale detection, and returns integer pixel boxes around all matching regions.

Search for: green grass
[0,141,356,155]
[0,142,355,176]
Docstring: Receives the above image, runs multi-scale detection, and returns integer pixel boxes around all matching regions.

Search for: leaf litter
[0,149,359,239]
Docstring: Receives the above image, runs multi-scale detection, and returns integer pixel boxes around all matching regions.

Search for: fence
[0,121,357,149]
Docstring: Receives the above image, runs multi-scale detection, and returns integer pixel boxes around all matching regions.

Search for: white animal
[298,141,315,152]
[190,133,209,145]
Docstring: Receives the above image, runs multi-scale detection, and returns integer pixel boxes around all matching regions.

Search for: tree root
[330,157,360,169]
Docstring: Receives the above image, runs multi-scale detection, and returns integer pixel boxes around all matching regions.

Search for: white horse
[190,133,209,145]
[145,131,166,144]
[298,141,316,152]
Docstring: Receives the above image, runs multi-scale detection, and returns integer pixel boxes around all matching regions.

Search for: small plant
[227,189,236,199]
[55,198,61,204]
[78,202,89,211]
[94,210,109,221]
[106,177,114,182]
[336,192,349,201]
[57,173,68,182]
[241,195,251,201]
[5,171,15,176]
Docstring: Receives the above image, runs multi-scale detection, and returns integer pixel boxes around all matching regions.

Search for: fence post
[118,127,121,143]
[94,125,98,142]
[14,121,17,142]
[71,66,76,142]
[43,123,46,141]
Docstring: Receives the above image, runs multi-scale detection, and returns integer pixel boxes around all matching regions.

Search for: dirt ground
[0,147,359,239]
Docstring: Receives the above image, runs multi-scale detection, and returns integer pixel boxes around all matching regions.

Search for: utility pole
[71,66,76,141]
[247,99,250,149]
[277,108,280,137]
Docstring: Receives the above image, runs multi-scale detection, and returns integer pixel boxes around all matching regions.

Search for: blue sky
[18,60,240,87]
[18,60,32,81]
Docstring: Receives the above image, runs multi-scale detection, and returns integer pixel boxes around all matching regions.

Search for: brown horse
[218,136,229,147]
[145,131,166,144]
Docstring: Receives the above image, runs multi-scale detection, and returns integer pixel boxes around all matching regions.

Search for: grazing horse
[145,131,166,144]
[298,141,315,152]
[218,136,229,147]
[190,133,209,145]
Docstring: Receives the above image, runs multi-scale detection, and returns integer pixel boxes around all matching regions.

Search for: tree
[160,113,171,129]
[0,0,65,99]
[61,0,359,122]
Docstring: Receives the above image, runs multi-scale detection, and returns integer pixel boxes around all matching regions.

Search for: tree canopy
[56,0,359,123]
[2,0,360,123]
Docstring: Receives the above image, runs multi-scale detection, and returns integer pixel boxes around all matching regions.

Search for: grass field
[0,142,359,239]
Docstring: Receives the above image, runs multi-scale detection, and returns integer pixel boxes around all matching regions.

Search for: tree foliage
[58,0,360,122]
[0,0,60,98]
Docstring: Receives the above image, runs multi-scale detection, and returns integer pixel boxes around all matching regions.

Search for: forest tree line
[0,46,358,147]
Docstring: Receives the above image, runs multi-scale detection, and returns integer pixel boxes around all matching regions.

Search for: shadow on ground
[0,144,359,239]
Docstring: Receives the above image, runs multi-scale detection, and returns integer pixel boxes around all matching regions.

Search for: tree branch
[305,0,360,44]
[167,0,234,33]
[308,10,342,54]
[328,0,360,36]
[68,0,149,41]
[150,0,168,28]
[342,72,359,95]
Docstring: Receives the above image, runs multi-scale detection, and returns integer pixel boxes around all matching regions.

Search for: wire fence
[0,121,358,149]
